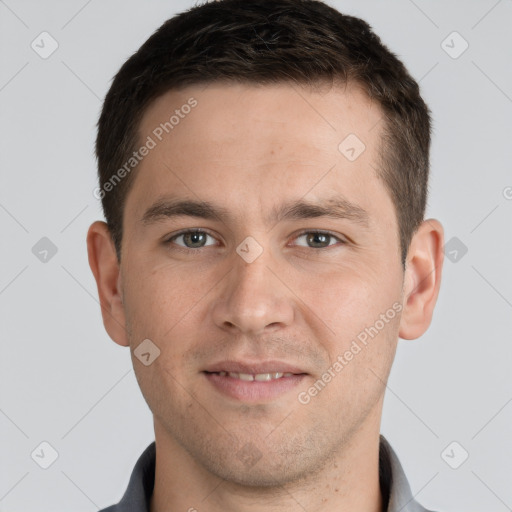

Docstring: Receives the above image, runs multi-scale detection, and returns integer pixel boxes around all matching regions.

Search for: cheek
[297,260,402,369]
[131,348,197,432]
[122,264,218,397]
[122,261,207,340]
[298,260,397,323]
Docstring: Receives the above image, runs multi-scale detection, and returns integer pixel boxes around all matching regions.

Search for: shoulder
[380,435,440,512]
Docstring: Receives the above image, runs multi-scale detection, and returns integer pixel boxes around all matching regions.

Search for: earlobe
[398,219,444,340]
[86,221,130,347]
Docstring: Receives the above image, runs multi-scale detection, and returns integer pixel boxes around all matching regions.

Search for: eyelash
[163,229,346,253]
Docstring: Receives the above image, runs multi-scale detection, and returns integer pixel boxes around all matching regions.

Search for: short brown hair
[95,0,431,268]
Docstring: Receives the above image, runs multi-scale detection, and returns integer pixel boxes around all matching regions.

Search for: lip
[204,372,306,402]
[203,360,308,403]
[203,360,307,375]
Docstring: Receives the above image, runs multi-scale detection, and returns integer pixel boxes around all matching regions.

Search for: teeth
[222,371,288,381]
[231,372,254,381]
[255,372,284,381]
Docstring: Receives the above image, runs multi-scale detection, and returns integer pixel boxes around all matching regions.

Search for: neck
[149,416,384,512]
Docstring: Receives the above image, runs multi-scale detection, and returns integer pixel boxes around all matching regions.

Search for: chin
[206,458,309,488]
[191,436,330,489]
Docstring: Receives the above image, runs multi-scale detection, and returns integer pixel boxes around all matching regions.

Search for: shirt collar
[106,435,433,512]
[378,435,434,511]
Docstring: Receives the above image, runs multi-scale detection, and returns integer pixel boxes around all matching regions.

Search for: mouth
[202,361,308,402]
[206,370,296,381]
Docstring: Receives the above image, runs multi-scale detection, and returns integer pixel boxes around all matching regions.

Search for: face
[117,82,406,485]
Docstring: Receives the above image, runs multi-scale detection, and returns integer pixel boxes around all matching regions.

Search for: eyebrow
[140,195,370,228]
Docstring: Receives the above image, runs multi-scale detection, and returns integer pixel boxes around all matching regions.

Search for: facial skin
[87,82,444,512]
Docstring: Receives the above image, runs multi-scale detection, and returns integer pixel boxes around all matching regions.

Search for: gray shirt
[99,434,436,511]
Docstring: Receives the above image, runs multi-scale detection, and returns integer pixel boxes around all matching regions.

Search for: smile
[203,370,306,402]
[212,371,295,381]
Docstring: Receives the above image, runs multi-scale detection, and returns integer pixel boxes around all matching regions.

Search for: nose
[211,245,295,336]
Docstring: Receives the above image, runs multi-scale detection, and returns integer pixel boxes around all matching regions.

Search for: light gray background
[1,0,511,511]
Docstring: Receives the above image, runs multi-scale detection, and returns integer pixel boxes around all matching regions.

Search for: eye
[163,229,346,252]
[165,229,217,250]
[292,230,346,249]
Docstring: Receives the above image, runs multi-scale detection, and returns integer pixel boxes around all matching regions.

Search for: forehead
[140,80,381,154]
[125,81,393,231]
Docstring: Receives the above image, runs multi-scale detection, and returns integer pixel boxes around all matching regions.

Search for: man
[87,0,444,510]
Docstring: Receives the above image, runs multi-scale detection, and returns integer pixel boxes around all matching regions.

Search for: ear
[399,218,444,340]
[86,220,129,347]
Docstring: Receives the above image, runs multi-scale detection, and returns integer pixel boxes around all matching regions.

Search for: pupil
[182,232,330,249]
[186,232,204,247]
[308,233,328,247]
